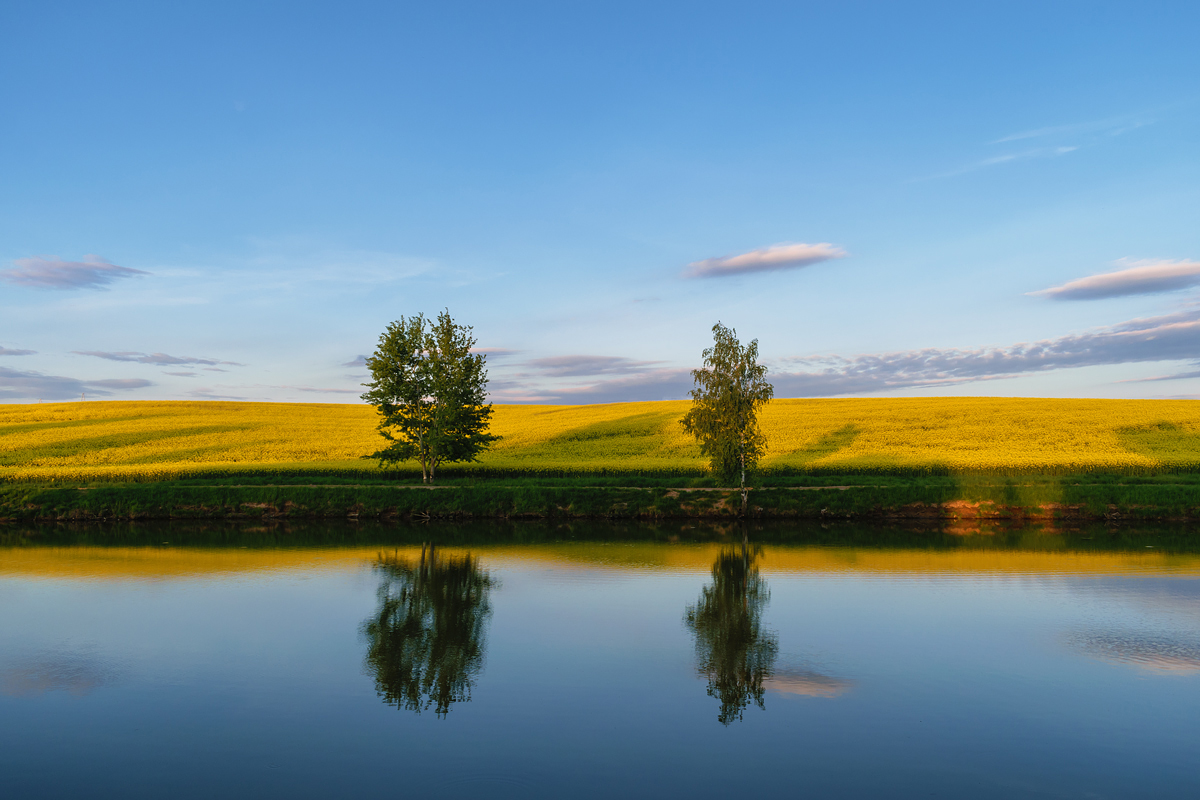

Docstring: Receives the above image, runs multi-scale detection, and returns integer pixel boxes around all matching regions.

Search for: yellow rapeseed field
[2,397,1200,481]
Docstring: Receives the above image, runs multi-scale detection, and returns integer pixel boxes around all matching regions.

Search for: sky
[2,0,1199,404]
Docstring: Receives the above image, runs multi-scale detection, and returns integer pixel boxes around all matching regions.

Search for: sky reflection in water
[2,522,1199,798]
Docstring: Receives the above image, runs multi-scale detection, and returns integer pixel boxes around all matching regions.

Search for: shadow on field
[1116,421,1200,467]
[785,424,860,467]
[532,410,693,460]
[0,425,243,468]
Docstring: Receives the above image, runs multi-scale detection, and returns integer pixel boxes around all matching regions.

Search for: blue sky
[3,1,1199,403]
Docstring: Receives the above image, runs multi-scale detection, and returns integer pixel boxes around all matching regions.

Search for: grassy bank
[4,474,1200,522]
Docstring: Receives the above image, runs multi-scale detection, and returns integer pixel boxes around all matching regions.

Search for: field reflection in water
[2,519,1200,798]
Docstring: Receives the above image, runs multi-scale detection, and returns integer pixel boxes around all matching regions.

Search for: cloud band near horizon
[0,366,152,401]
[487,308,1200,403]
[74,351,242,367]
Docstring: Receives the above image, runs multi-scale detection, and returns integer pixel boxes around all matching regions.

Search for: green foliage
[362,310,499,482]
[681,322,774,486]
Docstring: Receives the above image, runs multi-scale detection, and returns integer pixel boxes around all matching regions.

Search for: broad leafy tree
[361,310,498,483]
[362,546,496,717]
[680,322,774,498]
[684,542,779,725]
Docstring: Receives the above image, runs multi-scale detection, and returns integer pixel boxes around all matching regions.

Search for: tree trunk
[739,418,747,516]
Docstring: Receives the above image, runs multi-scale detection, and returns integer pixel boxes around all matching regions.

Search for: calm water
[2,520,1199,799]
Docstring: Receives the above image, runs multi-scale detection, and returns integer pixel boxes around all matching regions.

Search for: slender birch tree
[361,310,498,483]
[681,322,774,506]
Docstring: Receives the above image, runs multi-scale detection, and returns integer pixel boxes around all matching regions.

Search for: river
[2,520,1198,798]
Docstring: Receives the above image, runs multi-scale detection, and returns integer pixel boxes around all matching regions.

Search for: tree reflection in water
[362,545,495,717]
[685,541,779,724]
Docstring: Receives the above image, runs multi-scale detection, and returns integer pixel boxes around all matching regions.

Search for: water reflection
[763,670,852,698]
[1069,630,1200,674]
[684,541,780,724]
[361,545,495,717]
[0,649,119,697]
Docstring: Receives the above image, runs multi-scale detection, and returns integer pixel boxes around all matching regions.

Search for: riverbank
[4,476,1200,522]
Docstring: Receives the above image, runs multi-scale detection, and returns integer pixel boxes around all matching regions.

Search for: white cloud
[87,379,155,390]
[992,115,1153,144]
[925,111,1155,181]
[684,243,846,279]
[346,348,514,371]
[922,145,1078,180]
[1,255,149,290]
[0,347,36,356]
[270,385,360,394]
[470,347,519,358]
[488,367,694,404]
[186,387,249,401]
[1031,259,1200,301]
[486,354,680,402]
[525,355,662,377]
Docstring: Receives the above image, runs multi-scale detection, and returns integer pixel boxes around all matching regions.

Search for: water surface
[2,520,1199,798]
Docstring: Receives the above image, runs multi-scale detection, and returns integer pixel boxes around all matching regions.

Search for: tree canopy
[680,322,774,489]
[361,310,499,482]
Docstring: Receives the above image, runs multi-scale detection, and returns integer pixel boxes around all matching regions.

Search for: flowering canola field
[2,397,1200,481]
